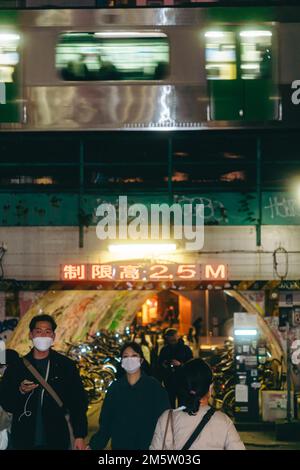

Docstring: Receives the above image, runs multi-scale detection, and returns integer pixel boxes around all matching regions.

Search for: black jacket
[158,339,193,381]
[90,373,170,450]
[0,349,88,449]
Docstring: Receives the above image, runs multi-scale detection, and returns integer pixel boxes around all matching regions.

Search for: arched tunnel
[8,288,283,362]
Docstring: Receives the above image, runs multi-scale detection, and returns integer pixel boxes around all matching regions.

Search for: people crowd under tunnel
[0,314,244,450]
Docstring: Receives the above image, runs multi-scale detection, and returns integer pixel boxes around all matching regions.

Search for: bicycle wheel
[97,370,115,391]
[222,389,235,418]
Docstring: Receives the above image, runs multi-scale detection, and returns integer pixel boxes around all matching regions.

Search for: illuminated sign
[204,264,227,280]
[60,263,228,282]
[62,264,86,281]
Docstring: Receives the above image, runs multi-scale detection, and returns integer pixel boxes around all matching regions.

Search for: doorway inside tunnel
[133,288,245,342]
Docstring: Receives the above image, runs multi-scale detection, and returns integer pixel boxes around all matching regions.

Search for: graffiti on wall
[0,318,18,342]
[1,192,300,226]
[263,195,300,220]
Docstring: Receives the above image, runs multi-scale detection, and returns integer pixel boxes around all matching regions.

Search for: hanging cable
[273,247,289,280]
[0,243,7,280]
[18,391,34,422]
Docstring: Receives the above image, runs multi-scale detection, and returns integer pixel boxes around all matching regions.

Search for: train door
[205,30,241,120]
[240,29,277,121]
[0,12,21,123]
[205,27,278,121]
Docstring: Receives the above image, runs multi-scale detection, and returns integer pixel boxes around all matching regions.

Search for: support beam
[79,140,84,249]
[256,137,262,247]
[168,136,173,205]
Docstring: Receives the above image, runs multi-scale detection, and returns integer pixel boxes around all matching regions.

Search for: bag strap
[170,408,175,449]
[162,410,172,450]
[181,407,216,450]
[162,409,175,450]
[22,357,64,409]
[22,357,75,449]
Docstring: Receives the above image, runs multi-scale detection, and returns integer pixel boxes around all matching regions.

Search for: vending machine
[234,312,262,422]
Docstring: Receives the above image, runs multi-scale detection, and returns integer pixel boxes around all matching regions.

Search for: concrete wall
[0,225,300,280]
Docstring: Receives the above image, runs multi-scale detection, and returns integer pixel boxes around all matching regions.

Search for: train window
[0,31,20,123]
[56,32,169,81]
[239,30,272,80]
[205,31,236,80]
[0,32,19,84]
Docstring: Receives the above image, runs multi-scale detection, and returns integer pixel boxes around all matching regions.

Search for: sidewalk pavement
[240,430,300,450]
[87,405,300,450]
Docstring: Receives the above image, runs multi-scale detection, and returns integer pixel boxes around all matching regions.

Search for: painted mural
[8,289,157,355]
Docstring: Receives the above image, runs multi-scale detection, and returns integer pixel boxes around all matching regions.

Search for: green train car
[0,6,300,130]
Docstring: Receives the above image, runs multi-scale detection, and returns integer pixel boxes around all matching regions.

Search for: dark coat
[158,339,193,383]
[0,349,88,450]
[90,373,170,450]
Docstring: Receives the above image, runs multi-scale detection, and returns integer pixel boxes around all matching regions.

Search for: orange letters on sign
[204,264,227,280]
[62,264,86,280]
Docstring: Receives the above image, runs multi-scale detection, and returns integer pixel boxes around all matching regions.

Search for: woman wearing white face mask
[89,342,170,450]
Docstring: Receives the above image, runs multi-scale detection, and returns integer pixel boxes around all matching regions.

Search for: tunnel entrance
[7,284,268,357]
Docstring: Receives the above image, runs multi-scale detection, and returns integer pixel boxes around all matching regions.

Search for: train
[1,6,300,131]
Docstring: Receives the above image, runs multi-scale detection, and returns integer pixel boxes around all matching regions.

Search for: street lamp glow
[234,329,258,336]
[108,243,177,257]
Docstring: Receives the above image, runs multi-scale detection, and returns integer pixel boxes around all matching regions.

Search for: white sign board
[234,312,257,329]
[235,384,248,403]
[291,340,300,365]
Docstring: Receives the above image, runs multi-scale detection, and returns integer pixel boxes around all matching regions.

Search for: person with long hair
[89,341,170,450]
[150,358,245,450]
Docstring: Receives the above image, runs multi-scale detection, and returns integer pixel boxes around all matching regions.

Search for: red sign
[61,264,86,281]
[60,263,228,282]
[204,264,228,281]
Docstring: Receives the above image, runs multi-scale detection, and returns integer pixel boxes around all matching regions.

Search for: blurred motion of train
[1,6,300,131]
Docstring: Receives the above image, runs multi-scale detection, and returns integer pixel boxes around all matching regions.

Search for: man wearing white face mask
[89,341,170,450]
[0,314,88,450]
